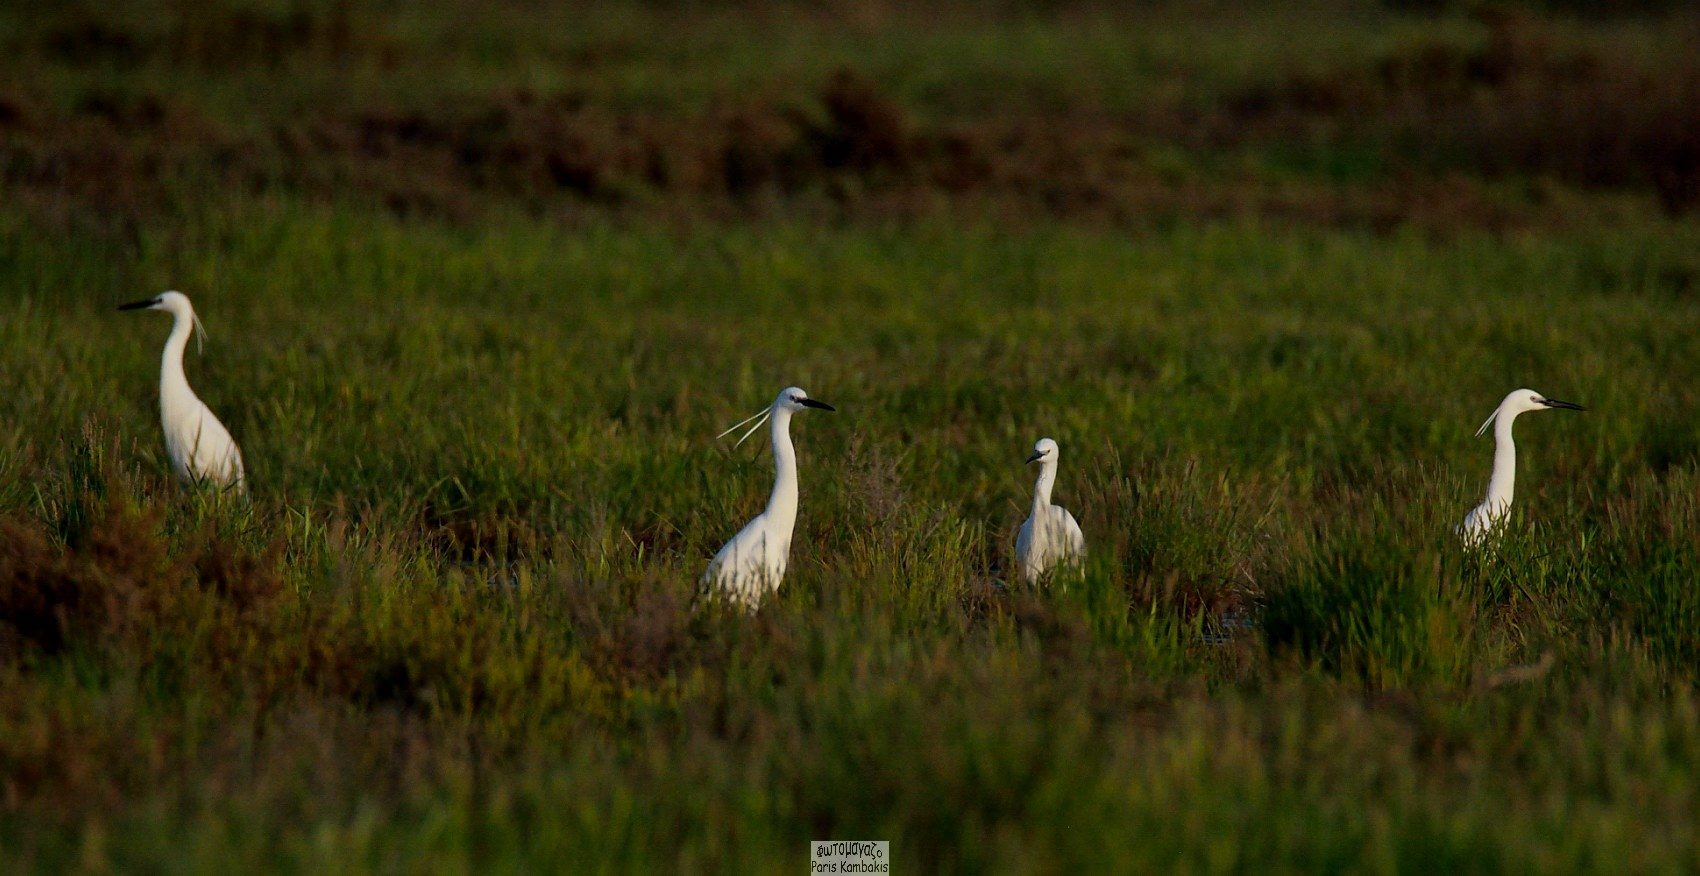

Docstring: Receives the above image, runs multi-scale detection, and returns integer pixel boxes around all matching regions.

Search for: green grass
[6,1,1700,872]
[4,201,1700,870]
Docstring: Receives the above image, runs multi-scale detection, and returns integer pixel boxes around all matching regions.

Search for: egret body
[1458,388,1583,545]
[1015,438,1085,582]
[703,386,834,607]
[118,291,246,492]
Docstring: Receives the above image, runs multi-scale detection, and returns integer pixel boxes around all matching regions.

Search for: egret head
[1476,388,1585,437]
[118,290,193,315]
[1026,438,1059,465]
[717,386,835,448]
[119,291,206,350]
[777,386,835,414]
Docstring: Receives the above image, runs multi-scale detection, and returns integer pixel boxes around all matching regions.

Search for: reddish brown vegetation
[41,4,363,71]
[563,574,705,685]
[0,503,259,661]
[0,76,1543,233]
[1230,10,1700,212]
[419,501,546,564]
[3,11,1696,231]
[0,499,298,682]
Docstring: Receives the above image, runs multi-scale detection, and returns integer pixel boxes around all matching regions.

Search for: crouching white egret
[1458,388,1583,545]
[702,386,835,608]
[1015,438,1085,582]
[118,291,246,492]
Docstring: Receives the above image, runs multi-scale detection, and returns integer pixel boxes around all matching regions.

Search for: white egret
[702,386,835,608]
[1458,388,1583,545]
[1015,438,1086,582]
[118,291,246,492]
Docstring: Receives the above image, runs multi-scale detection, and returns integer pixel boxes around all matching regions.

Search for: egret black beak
[117,298,157,311]
[1538,397,1585,411]
[799,399,835,411]
[1025,450,1044,464]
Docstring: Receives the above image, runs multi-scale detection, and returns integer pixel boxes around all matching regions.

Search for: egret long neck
[1485,412,1518,509]
[765,406,800,531]
[159,309,197,414]
[1031,461,1057,516]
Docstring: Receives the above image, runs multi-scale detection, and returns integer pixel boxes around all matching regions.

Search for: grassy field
[4,1,1700,871]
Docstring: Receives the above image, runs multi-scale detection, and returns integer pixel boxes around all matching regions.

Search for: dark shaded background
[2,1,1696,235]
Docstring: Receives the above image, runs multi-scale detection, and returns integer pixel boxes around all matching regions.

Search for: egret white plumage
[1015,438,1085,582]
[702,386,835,608]
[118,291,246,492]
[1458,388,1583,545]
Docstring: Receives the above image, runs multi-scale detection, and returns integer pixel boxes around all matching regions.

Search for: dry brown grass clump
[0,502,223,661]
